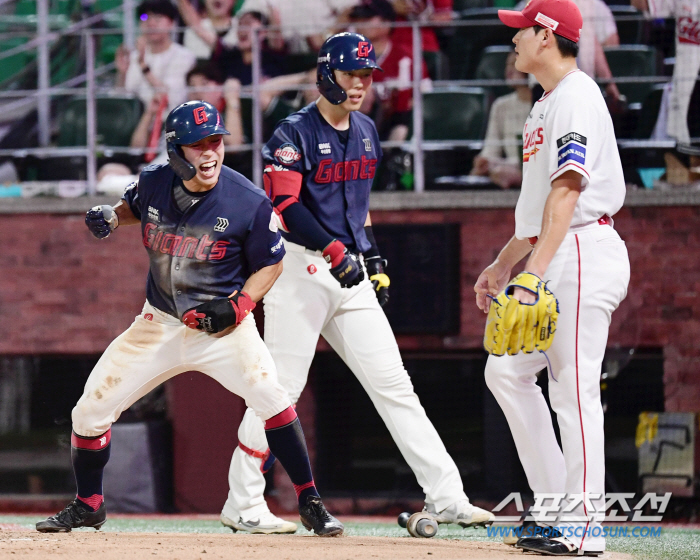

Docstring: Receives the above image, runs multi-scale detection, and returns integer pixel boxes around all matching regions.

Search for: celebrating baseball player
[475,0,630,555]
[218,32,495,535]
[36,101,343,537]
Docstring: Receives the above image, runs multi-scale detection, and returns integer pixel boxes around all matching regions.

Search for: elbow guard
[263,165,303,232]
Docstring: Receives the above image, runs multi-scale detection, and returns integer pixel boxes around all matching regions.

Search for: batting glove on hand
[182,291,256,333]
[85,205,119,239]
[323,239,364,288]
[365,257,390,307]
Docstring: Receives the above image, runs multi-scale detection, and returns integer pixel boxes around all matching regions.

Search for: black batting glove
[182,292,256,333]
[85,205,118,239]
[323,239,364,288]
[365,257,390,307]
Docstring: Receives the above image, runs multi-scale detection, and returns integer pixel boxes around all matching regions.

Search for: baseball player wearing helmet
[36,101,343,537]
[474,0,630,555]
[219,32,495,534]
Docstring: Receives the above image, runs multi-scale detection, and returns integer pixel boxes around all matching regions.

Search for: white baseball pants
[72,301,291,437]
[485,223,630,553]
[222,241,467,521]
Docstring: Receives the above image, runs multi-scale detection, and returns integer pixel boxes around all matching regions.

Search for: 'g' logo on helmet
[358,41,372,58]
[193,106,208,125]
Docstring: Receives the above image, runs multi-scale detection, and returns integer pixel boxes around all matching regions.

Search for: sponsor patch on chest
[148,206,160,222]
[318,142,331,155]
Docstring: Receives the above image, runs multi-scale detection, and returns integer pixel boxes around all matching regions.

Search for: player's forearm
[494,236,533,271]
[113,200,140,227]
[130,112,154,148]
[224,104,244,146]
[524,174,581,277]
[280,202,335,251]
[240,260,283,302]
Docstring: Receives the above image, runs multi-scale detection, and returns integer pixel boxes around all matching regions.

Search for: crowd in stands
[2,0,695,189]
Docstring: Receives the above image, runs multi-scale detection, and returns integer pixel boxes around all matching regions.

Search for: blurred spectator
[130,91,169,159]
[470,50,531,189]
[241,0,358,53]
[349,0,430,141]
[593,0,619,47]
[187,62,245,147]
[212,10,286,85]
[515,0,620,101]
[131,62,244,160]
[177,0,239,59]
[116,0,196,111]
[632,0,700,170]
[390,0,454,54]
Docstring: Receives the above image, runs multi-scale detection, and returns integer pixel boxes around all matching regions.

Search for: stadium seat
[422,88,489,140]
[609,5,644,45]
[98,32,123,65]
[604,45,659,105]
[453,0,491,11]
[0,37,32,85]
[57,96,143,147]
[449,8,516,79]
[423,50,448,80]
[93,0,123,12]
[14,0,76,15]
[474,45,512,100]
[634,83,666,139]
[283,53,318,74]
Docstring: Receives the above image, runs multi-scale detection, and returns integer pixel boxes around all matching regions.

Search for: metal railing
[0,3,690,195]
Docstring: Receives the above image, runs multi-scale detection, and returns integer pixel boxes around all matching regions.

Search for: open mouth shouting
[199,160,218,178]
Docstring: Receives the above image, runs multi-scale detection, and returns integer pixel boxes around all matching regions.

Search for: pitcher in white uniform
[474,0,630,555]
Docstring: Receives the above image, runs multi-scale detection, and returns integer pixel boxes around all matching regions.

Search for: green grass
[1,515,698,560]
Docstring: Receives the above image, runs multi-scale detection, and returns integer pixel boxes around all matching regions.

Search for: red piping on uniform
[574,234,590,548]
[536,69,581,102]
[551,162,590,180]
[264,406,298,429]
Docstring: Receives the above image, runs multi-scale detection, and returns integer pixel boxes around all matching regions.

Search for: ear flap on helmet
[167,142,196,181]
[317,62,347,105]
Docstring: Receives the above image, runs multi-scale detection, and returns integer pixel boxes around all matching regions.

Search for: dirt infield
[0,531,632,560]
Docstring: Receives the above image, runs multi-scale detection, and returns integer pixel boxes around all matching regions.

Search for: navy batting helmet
[317,32,383,105]
[164,100,229,180]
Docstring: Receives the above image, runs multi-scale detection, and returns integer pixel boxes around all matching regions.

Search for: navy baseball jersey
[122,164,284,319]
[262,102,382,253]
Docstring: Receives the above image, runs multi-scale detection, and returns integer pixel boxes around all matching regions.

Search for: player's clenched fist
[323,239,364,288]
[182,291,256,333]
[85,205,119,239]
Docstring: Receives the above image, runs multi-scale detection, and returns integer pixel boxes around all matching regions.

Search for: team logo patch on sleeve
[274,143,302,166]
[556,132,587,166]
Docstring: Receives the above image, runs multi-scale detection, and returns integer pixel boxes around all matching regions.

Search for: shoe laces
[55,499,88,525]
[306,497,332,522]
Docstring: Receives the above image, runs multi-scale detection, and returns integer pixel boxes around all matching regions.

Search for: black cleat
[503,517,539,545]
[517,534,601,557]
[299,496,344,537]
[36,499,106,533]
